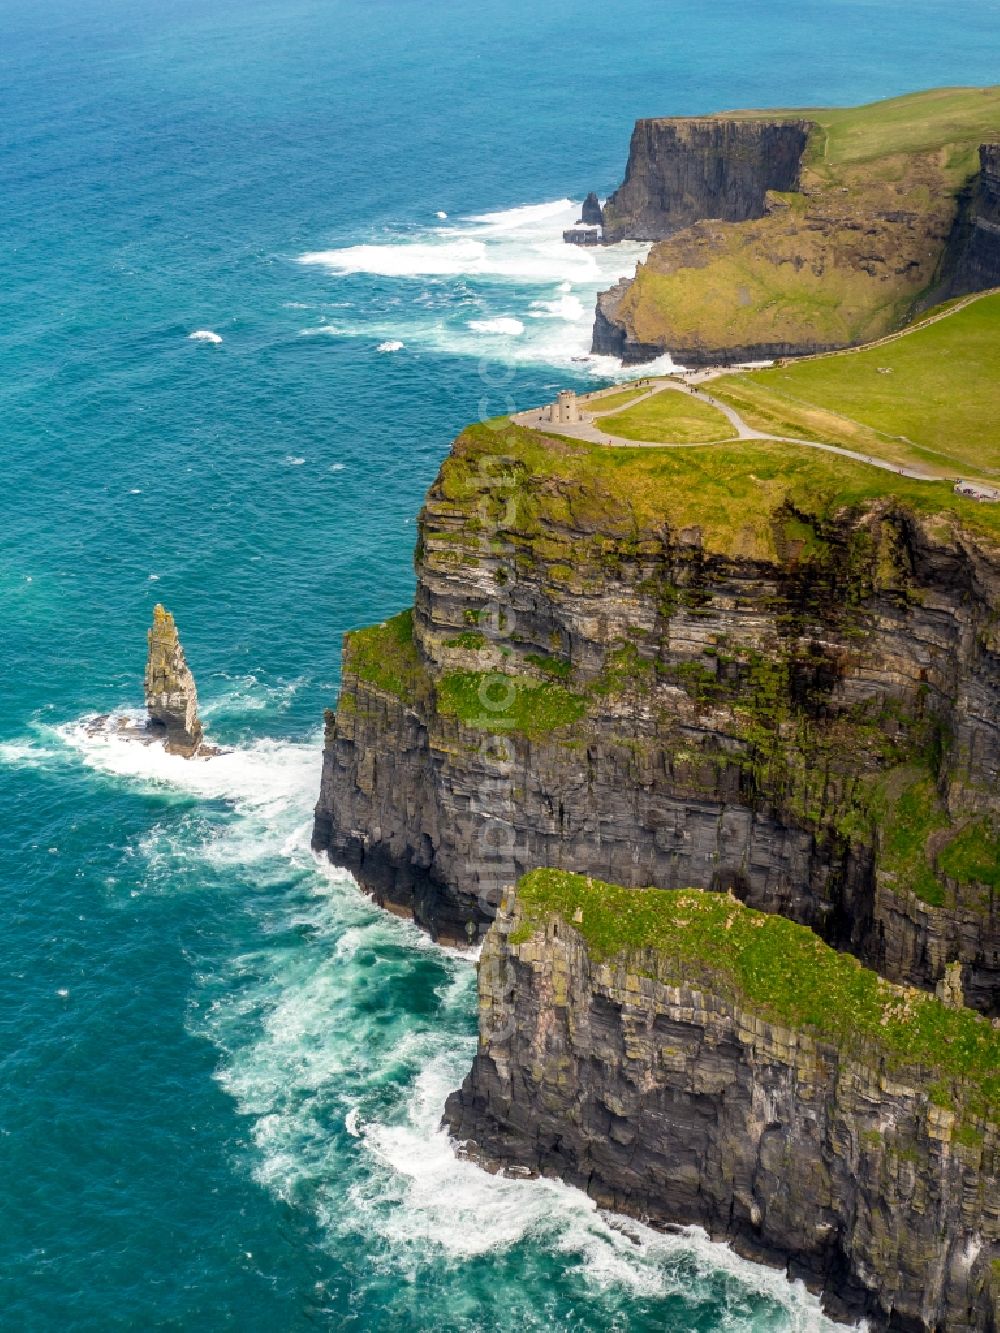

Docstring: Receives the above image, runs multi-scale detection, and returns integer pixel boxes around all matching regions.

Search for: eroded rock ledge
[445,872,1000,1331]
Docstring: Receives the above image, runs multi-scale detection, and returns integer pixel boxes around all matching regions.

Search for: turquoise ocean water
[2,2,998,1327]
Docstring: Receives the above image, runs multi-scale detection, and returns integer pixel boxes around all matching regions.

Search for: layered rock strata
[444,875,1000,1331]
[144,604,204,756]
[950,144,1000,296]
[313,425,1000,1009]
[599,118,810,243]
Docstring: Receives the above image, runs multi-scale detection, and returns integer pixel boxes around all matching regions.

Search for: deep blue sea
[2,1,999,1327]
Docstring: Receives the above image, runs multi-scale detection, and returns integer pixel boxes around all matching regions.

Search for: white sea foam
[435,211,448,219]
[299,200,629,285]
[192,844,839,1328]
[296,199,668,373]
[284,455,306,466]
[188,329,223,344]
[0,739,58,768]
[47,686,838,1328]
[467,316,525,336]
[55,711,320,821]
[529,293,586,321]
[376,339,404,352]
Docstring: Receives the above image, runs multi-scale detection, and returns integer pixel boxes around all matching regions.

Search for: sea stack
[144,604,204,756]
[579,190,604,226]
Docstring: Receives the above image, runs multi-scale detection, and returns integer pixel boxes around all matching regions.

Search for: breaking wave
[296,200,666,374]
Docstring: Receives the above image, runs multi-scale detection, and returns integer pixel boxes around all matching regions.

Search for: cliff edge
[313,401,1000,1005]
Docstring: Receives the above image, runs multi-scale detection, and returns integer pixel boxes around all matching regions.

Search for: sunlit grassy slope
[710,292,1000,480]
[599,388,736,443]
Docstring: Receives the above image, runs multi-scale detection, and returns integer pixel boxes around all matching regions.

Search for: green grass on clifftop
[443,421,1000,558]
[514,869,1000,1123]
[342,609,427,705]
[727,86,1000,179]
[587,385,649,414]
[598,388,737,443]
[710,293,1000,481]
[804,85,1000,180]
[437,670,586,739]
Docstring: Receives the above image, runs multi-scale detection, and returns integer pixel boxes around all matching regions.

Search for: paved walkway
[514,380,944,482]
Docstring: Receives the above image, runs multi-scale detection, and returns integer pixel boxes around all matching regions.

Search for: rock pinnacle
[144,604,204,756]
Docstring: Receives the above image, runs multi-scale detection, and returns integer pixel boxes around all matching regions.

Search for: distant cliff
[600,118,810,243]
[950,143,1000,295]
[445,872,1000,1332]
[589,87,1000,365]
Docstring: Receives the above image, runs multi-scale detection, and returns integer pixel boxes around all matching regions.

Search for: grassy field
[805,85,1000,181]
[710,292,1000,480]
[587,385,648,414]
[599,387,737,443]
[453,422,1000,559]
[726,86,1000,181]
[514,868,1000,1122]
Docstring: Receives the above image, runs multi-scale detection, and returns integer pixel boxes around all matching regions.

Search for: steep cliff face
[950,143,1000,295]
[600,118,811,243]
[313,424,1000,1007]
[445,873,1000,1331]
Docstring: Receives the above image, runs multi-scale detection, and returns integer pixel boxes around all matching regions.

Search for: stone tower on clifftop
[144,604,204,756]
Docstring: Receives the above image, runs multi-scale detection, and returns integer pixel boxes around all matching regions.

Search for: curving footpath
[514,379,944,482]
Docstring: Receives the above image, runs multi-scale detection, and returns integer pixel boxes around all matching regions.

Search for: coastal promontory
[589,87,1000,364]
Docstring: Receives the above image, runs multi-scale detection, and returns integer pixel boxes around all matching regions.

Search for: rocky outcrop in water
[144,604,204,756]
[444,879,1000,1331]
[600,118,810,243]
[578,191,604,227]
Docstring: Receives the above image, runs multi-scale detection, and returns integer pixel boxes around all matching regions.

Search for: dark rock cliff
[949,143,1000,296]
[444,888,1000,1331]
[313,429,1000,1009]
[579,191,604,227]
[600,118,811,244]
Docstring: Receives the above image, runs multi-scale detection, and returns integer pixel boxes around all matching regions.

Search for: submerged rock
[144,604,204,756]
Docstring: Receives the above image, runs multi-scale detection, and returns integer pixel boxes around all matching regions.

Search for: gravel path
[513,380,944,481]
